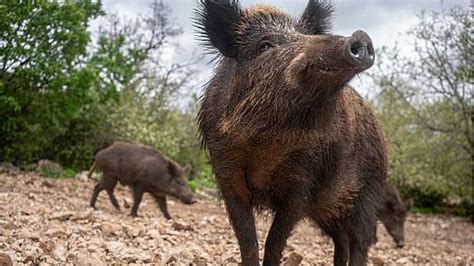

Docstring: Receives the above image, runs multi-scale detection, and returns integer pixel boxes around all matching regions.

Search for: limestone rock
[283,252,303,266]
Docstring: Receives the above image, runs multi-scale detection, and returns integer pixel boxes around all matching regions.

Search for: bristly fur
[297,0,334,35]
[194,0,242,57]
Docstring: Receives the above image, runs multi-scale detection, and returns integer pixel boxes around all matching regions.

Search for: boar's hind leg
[348,236,370,266]
[348,229,373,266]
[347,212,377,266]
[131,183,145,217]
[90,180,106,209]
[153,195,172,219]
[320,224,349,266]
[90,174,119,211]
[105,178,120,211]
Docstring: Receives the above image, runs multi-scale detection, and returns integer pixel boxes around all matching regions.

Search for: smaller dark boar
[89,142,196,218]
[378,183,413,248]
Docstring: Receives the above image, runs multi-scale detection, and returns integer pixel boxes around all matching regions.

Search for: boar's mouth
[169,191,196,205]
[292,63,360,85]
[182,197,197,205]
[315,66,357,74]
[177,194,196,205]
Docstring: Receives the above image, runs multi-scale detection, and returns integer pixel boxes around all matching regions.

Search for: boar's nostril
[350,42,364,58]
[345,30,375,70]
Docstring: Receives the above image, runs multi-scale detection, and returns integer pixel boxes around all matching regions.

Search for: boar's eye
[258,40,274,53]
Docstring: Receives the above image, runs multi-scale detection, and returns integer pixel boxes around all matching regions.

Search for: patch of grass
[188,180,198,193]
[199,176,216,188]
[41,167,63,178]
[62,168,76,178]
[189,164,216,192]
[411,206,445,214]
[188,177,216,193]
[40,167,77,179]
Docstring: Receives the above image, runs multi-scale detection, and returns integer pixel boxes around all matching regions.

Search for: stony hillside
[0,172,472,265]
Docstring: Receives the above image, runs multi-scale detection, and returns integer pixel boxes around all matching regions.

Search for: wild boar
[378,183,413,248]
[196,0,387,265]
[89,142,196,218]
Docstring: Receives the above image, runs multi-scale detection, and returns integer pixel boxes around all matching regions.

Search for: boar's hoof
[396,240,405,248]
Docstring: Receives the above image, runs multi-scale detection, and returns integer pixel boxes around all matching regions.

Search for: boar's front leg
[220,177,259,265]
[131,183,145,217]
[263,204,301,266]
[153,195,172,220]
[226,197,259,265]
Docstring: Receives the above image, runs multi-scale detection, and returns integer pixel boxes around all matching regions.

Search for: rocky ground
[0,171,472,265]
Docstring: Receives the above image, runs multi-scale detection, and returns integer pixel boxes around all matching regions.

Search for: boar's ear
[167,161,178,177]
[404,199,414,210]
[386,199,396,212]
[183,163,192,174]
[385,199,401,212]
[195,0,242,57]
[297,0,333,35]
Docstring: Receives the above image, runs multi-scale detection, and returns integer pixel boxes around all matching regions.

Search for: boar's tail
[87,162,96,180]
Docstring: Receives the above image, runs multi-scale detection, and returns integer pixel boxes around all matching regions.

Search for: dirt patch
[0,172,472,264]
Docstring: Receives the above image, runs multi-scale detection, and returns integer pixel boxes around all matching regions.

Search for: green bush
[401,186,445,213]
[0,2,103,167]
[369,7,472,217]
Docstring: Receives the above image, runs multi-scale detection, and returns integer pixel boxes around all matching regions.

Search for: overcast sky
[96,0,470,95]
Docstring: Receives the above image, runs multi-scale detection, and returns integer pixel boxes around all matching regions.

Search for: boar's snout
[344,30,374,71]
[176,186,196,205]
[184,197,197,205]
[180,191,196,205]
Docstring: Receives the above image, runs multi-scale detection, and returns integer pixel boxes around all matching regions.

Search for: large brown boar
[195,0,387,265]
[89,142,196,219]
[378,183,413,248]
